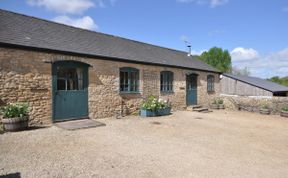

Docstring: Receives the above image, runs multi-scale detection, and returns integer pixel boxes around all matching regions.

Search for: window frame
[56,66,84,91]
[207,75,215,92]
[119,67,140,93]
[160,71,174,92]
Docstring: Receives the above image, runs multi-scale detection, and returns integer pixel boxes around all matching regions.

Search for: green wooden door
[186,74,197,106]
[52,61,89,121]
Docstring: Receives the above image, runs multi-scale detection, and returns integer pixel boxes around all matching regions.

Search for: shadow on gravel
[27,126,50,131]
[151,121,162,125]
[0,126,50,134]
[0,172,21,178]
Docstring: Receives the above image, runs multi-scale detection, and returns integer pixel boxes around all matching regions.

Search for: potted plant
[210,99,219,109]
[259,104,271,115]
[140,96,171,117]
[156,99,171,116]
[0,102,29,132]
[218,99,225,109]
[280,106,288,118]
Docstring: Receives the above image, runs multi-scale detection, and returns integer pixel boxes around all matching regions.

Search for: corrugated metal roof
[0,9,219,73]
[223,73,288,93]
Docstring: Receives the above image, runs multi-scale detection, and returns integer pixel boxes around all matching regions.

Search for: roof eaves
[0,42,221,74]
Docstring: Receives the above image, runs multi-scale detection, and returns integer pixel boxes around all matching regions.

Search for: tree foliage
[268,76,288,87]
[232,66,251,76]
[199,47,232,73]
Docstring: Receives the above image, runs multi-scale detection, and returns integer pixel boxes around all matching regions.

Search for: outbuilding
[221,73,288,97]
[0,10,220,125]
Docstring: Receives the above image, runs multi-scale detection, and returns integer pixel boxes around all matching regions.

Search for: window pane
[120,71,129,92]
[76,68,83,90]
[135,72,139,91]
[57,66,85,91]
[78,79,83,90]
[207,75,214,92]
[130,72,135,90]
[120,71,124,85]
[120,68,139,92]
[57,79,66,90]
[57,67,66,78]
[160,72,173,92]
[67,79,78,90]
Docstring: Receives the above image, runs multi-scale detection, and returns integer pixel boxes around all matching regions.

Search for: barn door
[52,61,89,121]
[186,74,198,106]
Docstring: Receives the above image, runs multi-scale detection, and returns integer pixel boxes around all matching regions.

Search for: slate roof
[0,9,219,73]
[223,73,288,93]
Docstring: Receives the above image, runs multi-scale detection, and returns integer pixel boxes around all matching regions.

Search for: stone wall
[219,95,288,114]
[0,48,52,125]
[0,47,220,125]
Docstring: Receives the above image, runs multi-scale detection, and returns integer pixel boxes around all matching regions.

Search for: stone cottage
[0,9,220,125]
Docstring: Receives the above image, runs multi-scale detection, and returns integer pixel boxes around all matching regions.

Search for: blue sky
[1,0,288,78]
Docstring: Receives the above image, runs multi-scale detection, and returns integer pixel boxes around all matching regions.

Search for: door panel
[186,74,197,105]
[52,61,89,121]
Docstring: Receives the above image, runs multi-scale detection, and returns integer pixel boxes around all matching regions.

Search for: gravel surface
[1,110,288,178]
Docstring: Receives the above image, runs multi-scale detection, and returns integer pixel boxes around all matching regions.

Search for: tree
[268,76,288,87]
[232,66,251,76]
[199,47,232,73]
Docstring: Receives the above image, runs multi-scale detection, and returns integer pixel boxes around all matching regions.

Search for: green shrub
[141,95,170,110]
[0,103,28,118]
[212,99,217,105]
[261,104,269,109]
[217,99,224,105]
[211,98,224,105]
[282,106,288,112]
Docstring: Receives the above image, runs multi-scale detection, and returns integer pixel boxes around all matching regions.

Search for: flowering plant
[141,96,170,111]
[0,103,28,118]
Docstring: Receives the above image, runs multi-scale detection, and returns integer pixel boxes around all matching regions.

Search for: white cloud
[232,48,288,78]
[27,0,96,14]
[110,0,117,6]
[180,35,190,43]
[176,0,229,7]
[208,29,225,36]
[53,15,98,30]
[191,49,207,55]
[231,47,259,61]
[210,0,229,8]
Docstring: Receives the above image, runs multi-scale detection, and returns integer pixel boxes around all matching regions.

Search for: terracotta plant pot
[2,116,28,132]
[280,111,288,118]
[210,104,219,109]
[260,108,271,115]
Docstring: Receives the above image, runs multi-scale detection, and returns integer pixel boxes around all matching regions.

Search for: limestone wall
[0,47,220,124]
[220,95,288,114]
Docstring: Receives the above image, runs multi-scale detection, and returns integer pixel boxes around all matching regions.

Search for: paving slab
[55,119,105,130]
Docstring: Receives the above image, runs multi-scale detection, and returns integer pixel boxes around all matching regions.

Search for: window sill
[160,91,174,94]
[207,91,215,94]
[119,91,141,94]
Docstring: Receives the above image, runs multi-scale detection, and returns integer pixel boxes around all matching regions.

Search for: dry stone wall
[220,95,288,114]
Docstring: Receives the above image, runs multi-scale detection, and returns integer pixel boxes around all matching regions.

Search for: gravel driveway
[1,110,288,178]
